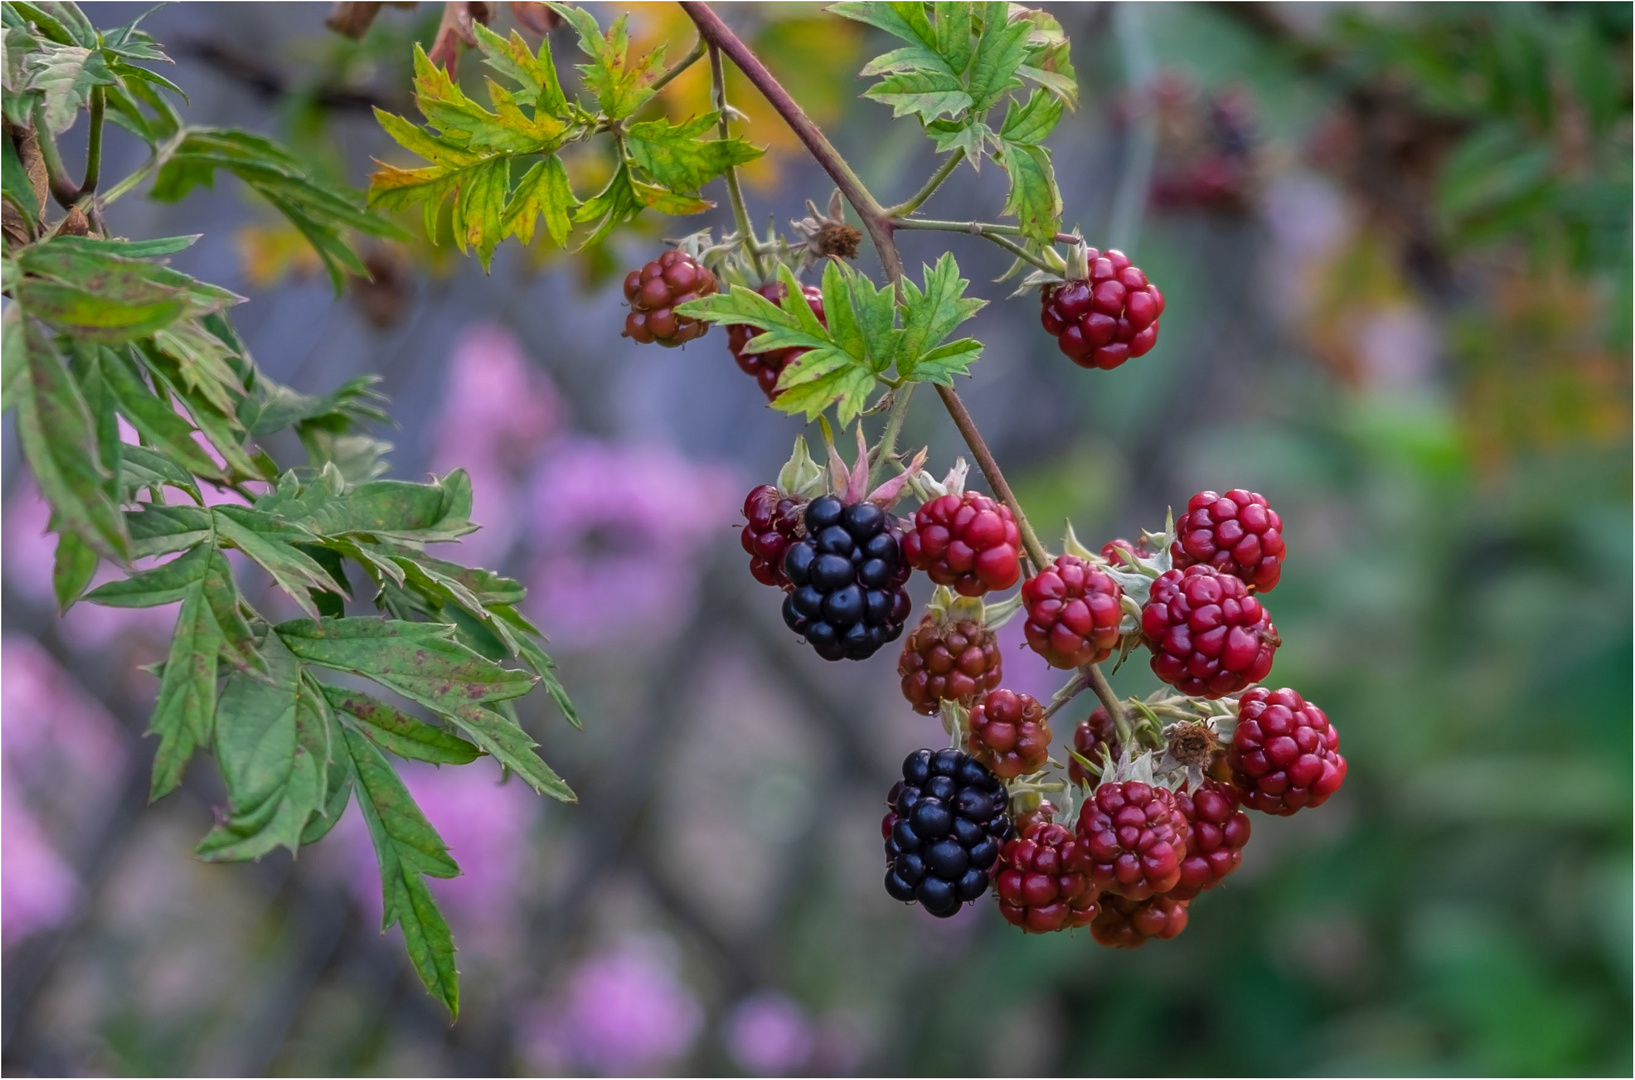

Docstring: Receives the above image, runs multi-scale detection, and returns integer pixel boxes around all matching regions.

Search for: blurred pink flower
[2,635,128,792]
[520,938,703,1076]
[725,991,815,1076]
[431,323,565,473]
[524,438,739,647]
[429,324,566,568]
[4,480,183,650]
[1,785,79,945]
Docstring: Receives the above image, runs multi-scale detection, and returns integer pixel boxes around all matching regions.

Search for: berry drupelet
[883,749,1013,918]
[1172,488,1285,593]
[902,492,1022,596]
[741,484,805,590]
[623,250,717,346]
[1228,687,1346,815]
[727,282,826,401]
[1039,249,1164,370]
[898,614,1002,716]
[781,495,911,661]
[1141,564,1279,697]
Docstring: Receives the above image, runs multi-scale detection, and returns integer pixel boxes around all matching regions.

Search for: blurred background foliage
[2,2,1629,1075]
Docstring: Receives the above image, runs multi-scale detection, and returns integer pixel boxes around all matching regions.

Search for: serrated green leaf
[502,156,574,248]
[12,274,187,342]
[126,502,211,557]
[116,444,201,503]
[966,1,1030,111]
[569,161,642,247]
[85,540,210,606]
[196,638,329,859]
[490,603,577,729]
[276,617,538,711]
[255,470,476,544]
[323,685,480,765]
[100,346,229,480]
[999,88,1063,146]
[547,4,664,120]
[994,137,1060,241]
[1015,7,1077,108]
[213,506,337,618]
[444,703,573,801]
[896,252,987,381]
[52,529,96,610]
[146,580,222,799]
[342,721,458,1016]
[299,706,351,845]
[23,40,112,132]
[151,128,402,292]
[243,373,389,438]
[901,336,983,385]
[12,314,130,560]
[625,113,764,194]
[863,69,971,120]
[11,2,96,47]
[472,22,567,116]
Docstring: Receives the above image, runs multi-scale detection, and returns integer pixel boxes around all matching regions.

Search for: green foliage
[834,1,1076,238]
[1,1,578,1018]
[368,9,762,265]
[678,254,986,422]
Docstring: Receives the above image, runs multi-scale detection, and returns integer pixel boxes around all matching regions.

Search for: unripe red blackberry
[1229,687,1346,815]
[898,614,1002,716]
[1140,564,1279,698]
[726,282,826,400]
[1074,781,1189,900]
[902,492,1022,597]
[741,484,805,590]
[1067,707,1119,786]
[1039,249,1164,370]
[782,495,912,661]
[623,250,718,346]
[966,688,1051,779]
[1090,893,1190,949]
[995,819,1100,933]
[1172,489,1285,593]
[1021,555,1124,669]
[1169,780,1250,901]
[883,749,1013,918]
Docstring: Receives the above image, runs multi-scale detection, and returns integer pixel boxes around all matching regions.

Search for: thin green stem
[1041,671,1090,723]
[1083,663,1131,749]
[31,105,80,208]
[868,383,915,477]
[895,217,1082,245]
[651,35,706,92]
[709,43,765,280]
[933,383,1050,572]
[884,151,963,218]
[894,218,1064,271]
[79,85,104,197]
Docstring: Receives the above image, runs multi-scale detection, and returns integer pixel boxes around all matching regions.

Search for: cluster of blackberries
[882,749,1012,918]
[780,495,911,661]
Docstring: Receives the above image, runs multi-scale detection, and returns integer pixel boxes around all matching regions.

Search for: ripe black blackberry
[781,494,912,661]
[883,749,1013,918]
